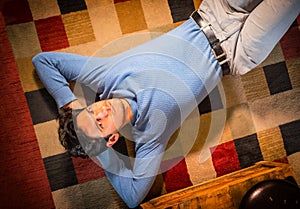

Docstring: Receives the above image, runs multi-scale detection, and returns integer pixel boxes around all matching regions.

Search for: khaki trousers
[199,0,300,75]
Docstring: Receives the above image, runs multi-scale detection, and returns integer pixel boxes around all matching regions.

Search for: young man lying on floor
[33,0,299,208]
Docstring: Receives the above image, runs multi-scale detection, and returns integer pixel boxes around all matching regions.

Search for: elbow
[32,52,44,65]
[126,199,142,209]
[32,52,54,72]
[123,190,145,208]
[32,52,46,74]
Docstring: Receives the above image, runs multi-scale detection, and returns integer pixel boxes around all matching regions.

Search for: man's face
[76,98,128,139]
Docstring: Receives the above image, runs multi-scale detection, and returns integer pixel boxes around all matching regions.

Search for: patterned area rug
[1,0,299,208]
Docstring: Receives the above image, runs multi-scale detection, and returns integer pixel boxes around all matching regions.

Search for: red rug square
[114,0,130,3]
[2,0,33,25]
[162,157,192,193]
[211,141,241,177]
[280,26,300,60]
[35,15,69,51]
[273,157,289,164]
[72,157,106,184]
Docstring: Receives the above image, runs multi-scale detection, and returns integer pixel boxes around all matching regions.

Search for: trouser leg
[198,0,263,74]
[233,0,300,75]
[225,0,262,13]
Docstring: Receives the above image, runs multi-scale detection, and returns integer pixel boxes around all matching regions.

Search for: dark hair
[57,107,109,158]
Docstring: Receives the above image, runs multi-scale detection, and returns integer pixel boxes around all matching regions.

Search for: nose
[94,103,111,120]
[95,108,108,119]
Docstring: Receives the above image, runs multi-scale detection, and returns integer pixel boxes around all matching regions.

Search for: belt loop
[190,10,230,75]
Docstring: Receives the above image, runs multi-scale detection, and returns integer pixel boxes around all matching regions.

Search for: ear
[106,133,120,147]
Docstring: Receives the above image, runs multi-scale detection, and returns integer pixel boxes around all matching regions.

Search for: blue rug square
[263,62,292,95]
[168,0,195,22]
[234,134,264,168]
[44,152,78,191]
[280,120,300,156]
[25,88,58,125]
[57,0,87,14]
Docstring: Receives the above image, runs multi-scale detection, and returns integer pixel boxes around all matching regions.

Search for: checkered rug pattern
[1,0,300,208]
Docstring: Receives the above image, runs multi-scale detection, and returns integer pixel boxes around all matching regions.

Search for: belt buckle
[212,45,227,65]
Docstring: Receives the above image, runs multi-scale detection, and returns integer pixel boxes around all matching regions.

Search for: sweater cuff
[53,86,77,108]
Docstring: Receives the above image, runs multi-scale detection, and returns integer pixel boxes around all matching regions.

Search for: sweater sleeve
[96,139,165,208]
[32,52,90,108]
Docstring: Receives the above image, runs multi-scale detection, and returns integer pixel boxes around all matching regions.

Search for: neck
[121,99,133,123]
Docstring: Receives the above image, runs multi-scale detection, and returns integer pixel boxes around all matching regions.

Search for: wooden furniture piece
[141,161,298,209]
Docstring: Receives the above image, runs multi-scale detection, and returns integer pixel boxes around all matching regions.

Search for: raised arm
[96,138,166,208]
[32,52,89,108]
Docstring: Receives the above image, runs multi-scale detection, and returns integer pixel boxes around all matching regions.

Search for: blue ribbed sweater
[33,18,222,208]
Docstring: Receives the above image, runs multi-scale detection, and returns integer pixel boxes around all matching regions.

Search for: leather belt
[191,11,230,75]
